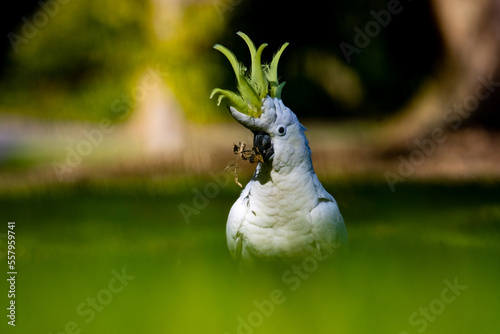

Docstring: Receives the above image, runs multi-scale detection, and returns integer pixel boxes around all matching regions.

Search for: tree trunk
[380,0,500,150]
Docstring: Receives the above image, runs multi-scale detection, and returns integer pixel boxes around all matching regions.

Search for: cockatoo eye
[277,125,287,136]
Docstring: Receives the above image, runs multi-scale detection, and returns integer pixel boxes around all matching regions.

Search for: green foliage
[0,0,151,121]
[0,0,234,123]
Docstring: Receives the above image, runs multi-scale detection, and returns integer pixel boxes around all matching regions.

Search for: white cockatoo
[211,32,348,264]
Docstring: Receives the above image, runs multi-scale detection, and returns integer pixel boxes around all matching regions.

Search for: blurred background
[0,0,499,333]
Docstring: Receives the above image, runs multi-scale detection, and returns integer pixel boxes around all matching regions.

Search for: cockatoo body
[211,33,348,263]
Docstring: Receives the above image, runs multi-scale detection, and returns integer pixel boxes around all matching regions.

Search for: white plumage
[226,97,348,263]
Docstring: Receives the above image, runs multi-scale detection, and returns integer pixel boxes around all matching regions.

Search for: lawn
[0,178,499,334]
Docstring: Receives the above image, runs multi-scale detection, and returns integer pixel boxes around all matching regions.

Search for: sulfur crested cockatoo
[211,32,348,264]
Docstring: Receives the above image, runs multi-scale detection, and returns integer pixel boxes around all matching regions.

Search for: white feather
[226,97,348,263]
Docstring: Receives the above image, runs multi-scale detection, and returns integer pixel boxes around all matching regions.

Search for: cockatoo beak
[229,106,274,162]
[229,106,267,132]
[253,131,274,162]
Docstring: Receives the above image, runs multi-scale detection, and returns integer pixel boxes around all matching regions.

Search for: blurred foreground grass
[0,178,499,333]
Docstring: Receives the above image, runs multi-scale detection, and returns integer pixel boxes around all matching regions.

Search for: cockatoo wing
[226,182,252,261]
[309,176,348,258]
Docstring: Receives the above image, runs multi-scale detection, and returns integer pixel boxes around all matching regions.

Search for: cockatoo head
[211,32,308,166]
[228,96,307,164]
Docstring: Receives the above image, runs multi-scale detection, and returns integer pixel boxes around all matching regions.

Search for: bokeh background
[0,0,499,333]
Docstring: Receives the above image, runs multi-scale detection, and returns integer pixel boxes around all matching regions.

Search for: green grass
[0,179,499,333]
